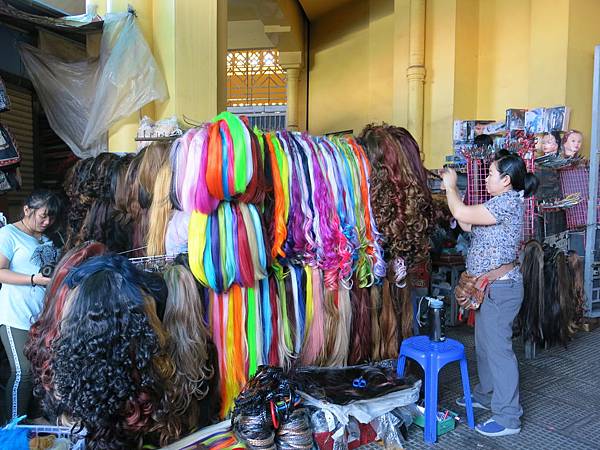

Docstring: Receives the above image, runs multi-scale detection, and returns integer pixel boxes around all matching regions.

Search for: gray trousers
[473,279,524,429]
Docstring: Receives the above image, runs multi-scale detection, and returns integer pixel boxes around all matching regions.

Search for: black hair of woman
[23,189,64,221]
[493,152,539,198]
[22,190,66,247]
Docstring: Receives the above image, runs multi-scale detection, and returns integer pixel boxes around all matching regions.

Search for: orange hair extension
[265,132,287,259]
[206,122,225,200]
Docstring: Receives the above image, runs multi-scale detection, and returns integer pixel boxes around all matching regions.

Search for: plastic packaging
[19,12,168,158]
[371,405,417,448]
[299,379,420,427]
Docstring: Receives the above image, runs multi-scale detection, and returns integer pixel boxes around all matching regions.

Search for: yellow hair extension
[146,163,173,256]
[188,211,209,286]
[303,266,314,340]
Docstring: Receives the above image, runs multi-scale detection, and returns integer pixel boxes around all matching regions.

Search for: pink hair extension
[181,130,204,212]
[299,267,325,366]
[194,126,219,214]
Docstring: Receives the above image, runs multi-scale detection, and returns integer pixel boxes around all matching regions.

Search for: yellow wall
[423,0,457,168]
[566,0,600,154]
[308,0,394,135]
[308,0,600,167]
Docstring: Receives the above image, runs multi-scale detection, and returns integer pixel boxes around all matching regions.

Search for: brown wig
[359,124,434,266]
[162,265,215,433]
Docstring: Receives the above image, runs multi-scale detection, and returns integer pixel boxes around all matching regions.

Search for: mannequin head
[562,130,583,158]
[540,131,560,155]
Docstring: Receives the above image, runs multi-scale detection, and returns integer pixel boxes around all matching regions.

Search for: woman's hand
[33,273,51,286]
[440,167,458,190]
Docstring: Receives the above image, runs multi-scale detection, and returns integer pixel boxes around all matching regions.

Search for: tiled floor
[397,324,600,450]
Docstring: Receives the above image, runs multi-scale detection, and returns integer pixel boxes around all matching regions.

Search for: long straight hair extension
[324,287,352,367]
[379,279,400,360]
[162,265,214,432]
[137,142,171,209]
[541,245,562,348]
[370,285,383,361]
[299,267,325,366]
[518,240,544,344]
[567,251,585,325]
[556,251,577,344]
[398,279,414,340]
[146,162,173,256]
[348,283,371,365]
[290,365,417,405]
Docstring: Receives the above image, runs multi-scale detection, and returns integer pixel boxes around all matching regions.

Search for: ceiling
[297,0,355,21]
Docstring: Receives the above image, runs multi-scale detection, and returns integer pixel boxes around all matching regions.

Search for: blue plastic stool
[397,335,475,443]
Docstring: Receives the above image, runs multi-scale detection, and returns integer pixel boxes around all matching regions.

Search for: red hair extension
[268,276,280,366]
[235,205,256,287]
[265,132,287,259]
[206,122,225,200]
[231,285,247,388]
[238,127,259,204]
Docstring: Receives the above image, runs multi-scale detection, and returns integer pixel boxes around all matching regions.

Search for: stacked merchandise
[52,114,433,447]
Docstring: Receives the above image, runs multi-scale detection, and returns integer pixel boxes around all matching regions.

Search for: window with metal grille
[227,49,287,107]
[227,49,287,130]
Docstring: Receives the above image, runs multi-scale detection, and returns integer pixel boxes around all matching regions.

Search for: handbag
[454,262,516,310]
[0,124,21,167]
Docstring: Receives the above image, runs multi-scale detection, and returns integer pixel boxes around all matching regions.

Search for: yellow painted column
[155,0,227,124]
[106,0,155,153]
[407,0,426,147]
[280,51,303,131]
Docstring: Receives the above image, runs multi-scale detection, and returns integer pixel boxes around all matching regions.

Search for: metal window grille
[227,105,287,131]
[227,49,287,108]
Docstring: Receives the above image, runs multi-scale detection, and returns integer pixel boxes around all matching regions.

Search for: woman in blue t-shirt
[0,190,62,424]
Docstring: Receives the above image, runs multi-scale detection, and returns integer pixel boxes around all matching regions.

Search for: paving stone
[359,326,600,450]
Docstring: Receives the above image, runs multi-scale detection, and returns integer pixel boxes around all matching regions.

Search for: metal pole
[584,45,600,318]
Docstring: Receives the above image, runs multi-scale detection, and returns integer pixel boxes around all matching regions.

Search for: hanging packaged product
[0,76,9,112]
[0,125,21,167]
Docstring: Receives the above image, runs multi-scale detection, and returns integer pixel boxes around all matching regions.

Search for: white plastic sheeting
[19,12,168,158]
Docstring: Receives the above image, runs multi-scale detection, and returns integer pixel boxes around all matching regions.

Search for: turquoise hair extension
[260,277,272,363]
[223,202,237,291]
[203,213,217,290]
[248,204,268,276]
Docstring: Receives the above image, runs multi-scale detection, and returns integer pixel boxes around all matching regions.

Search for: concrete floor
[397,324,600,450]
